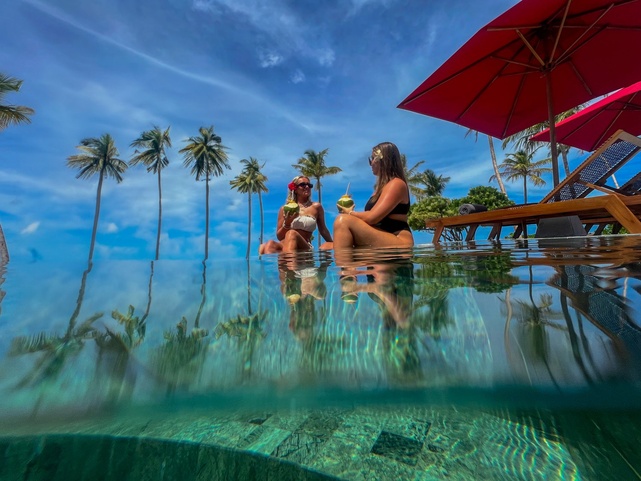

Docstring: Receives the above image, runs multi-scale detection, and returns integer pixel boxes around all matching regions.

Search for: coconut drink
[337,194,354,211]
[283,200,299,215]
[337,182,354,212]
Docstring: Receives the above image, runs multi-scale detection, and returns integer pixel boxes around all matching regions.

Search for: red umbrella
[530,81,641,151]
[398,0,641,186]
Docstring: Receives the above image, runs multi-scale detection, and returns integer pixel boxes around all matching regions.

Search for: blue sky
[1,0,610,262]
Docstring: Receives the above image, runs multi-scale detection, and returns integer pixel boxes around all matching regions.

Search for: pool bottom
[1,404,639,481]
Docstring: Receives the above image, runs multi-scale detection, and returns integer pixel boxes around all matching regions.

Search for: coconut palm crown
[0,73,34,131]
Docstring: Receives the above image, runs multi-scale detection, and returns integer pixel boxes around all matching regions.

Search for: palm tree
[491,150,551,205]
[402,154,427,201]
[67,134,127,263]
[230,158,268,259]
[179,126,230,260]
[293,148,341,247]
[422,169,450,198]
[466,130,506,194]
[292,148,341,206]
[502,105,585,178]
[0,73,34,131]
[130,126,172,260]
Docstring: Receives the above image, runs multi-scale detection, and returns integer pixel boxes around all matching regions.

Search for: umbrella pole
[546,73,560,186]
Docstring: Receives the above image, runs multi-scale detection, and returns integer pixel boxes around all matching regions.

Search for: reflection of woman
[279,258,329,341]
[332,142,414,249]
[259,176,333,254]
[340,259,414,328]
[340,258,420,381]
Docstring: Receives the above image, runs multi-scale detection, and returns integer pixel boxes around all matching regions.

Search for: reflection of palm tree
[9,312,102,391]
[152,317,209,395]
[0,226,7,316]
[129,126,172,260]
[214,311,267,380]
[67,134,127,263]
[93,305,147,405]
[503,266,567,387]
[180,126,230,260]
[9,263,101,395]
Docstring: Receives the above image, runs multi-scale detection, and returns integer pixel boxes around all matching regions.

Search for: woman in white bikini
[259,176,333,254]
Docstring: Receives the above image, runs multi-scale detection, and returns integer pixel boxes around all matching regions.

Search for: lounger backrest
[541,130,641,203]
[619,171,641,195]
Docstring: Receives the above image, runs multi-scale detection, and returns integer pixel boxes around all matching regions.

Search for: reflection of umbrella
[531,81,641,151]
[398,0,641,186]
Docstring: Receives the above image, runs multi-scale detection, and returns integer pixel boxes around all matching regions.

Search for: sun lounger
[540,130,641,203]
[426,193,641,243]
[427,130,641,243]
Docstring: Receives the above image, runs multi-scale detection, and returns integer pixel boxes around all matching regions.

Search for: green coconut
[283,201,299,215]
[341,293,358,304]
[337,195,354,209]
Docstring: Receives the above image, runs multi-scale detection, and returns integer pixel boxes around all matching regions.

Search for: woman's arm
[344,178,408,225]
[276,206,293,241]
[315,204,333,242]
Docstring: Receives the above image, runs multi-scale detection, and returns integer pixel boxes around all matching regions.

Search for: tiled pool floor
[2,403,639,480]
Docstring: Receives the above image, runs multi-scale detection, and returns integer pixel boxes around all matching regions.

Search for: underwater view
[1,236,641,480]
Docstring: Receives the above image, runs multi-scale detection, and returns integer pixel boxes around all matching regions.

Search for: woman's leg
[333,215,413,249]
[282,229,313,252]
[259,240,283,255]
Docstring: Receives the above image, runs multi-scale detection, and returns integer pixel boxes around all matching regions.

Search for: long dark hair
[372,142,406,201]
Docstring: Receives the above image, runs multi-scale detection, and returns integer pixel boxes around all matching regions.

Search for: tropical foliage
[0,73,34,131]
[180,126,230,260]
[230,158,268,259]
[491,150,551,204]
[408,185,513,235]
[130,126,172,260]
[67,134,128,263]
[292,148,341,206]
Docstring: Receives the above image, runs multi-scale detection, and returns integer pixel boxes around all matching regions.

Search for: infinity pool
[1,236,640,480]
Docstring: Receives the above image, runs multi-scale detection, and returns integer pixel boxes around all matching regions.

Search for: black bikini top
[364,196,410,215]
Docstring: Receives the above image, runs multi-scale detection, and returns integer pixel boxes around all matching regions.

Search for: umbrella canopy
[398,0,641,186]
[530,81,641,151]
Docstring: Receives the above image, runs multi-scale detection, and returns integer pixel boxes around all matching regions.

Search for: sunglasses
[296,182,313,188]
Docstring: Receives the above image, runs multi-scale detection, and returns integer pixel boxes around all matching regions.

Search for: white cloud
[316,48,335,67]
[105,223,119,233]
[290,70,305,84]
[21,222,40,234]
[259,50,284,68]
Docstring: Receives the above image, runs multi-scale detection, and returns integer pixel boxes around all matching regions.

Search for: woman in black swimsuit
[332,141,414,249]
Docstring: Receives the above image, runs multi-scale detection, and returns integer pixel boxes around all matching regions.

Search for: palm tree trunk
[205,176,210,261]
[561,147,571,178]
[155,169,162,261]
[246,258,252,315]
[316,178,323,249]
[88,172,104,263]
[522,177,529,238]
[488,136,506,194]
[258,192,264,246]
[194,261,207,329]
[246,191,252,259]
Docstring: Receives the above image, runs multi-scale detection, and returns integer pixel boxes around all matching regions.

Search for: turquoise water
[1,236,641,480]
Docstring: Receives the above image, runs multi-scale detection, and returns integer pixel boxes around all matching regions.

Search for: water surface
[1,236,640,480]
